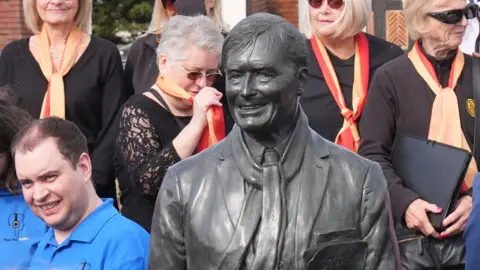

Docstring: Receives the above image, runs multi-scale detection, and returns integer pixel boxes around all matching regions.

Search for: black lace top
[114,91,191,231]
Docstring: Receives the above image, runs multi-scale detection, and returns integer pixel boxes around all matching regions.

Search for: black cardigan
[0,36,129,201]
[358,51,476,222]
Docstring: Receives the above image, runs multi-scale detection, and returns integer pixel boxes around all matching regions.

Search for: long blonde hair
[147,0,228,35]
[207,0,229,32]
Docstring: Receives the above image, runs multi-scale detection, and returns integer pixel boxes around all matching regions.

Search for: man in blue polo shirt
[12,117,150,269]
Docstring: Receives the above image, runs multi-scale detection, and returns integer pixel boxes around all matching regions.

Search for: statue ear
[297,67,308,96]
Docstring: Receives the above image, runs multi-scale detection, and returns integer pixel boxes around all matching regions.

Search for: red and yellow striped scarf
[311,33,370,152]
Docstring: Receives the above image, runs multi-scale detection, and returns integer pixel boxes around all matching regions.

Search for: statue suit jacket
[149,113,400,270]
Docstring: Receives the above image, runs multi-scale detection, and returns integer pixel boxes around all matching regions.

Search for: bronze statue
[149,13,400,270]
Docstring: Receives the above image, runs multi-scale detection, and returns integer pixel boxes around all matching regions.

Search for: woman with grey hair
[359,0,479,268]
[124,0,229,96]
[114,15,225,232]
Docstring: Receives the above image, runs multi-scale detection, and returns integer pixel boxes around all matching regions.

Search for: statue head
[222,13,308,138]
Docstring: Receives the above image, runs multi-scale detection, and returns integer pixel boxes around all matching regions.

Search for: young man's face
[15,138,91,231]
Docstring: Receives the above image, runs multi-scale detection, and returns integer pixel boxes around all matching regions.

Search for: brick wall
[249,0,299,27]
[0,0,31,50]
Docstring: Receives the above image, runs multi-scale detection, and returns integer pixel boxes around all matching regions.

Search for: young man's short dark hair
[11,117,89,169]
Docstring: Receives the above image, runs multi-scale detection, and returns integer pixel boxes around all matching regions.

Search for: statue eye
[228,72,243,83]
[258,73,273,81]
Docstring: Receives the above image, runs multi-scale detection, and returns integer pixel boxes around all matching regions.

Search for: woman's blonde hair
[147,0,171,34]
[23,0,92,34]
[207,0,229,32]
[403,0,442,41]
[147,0,228,35]
[300,0,372,40]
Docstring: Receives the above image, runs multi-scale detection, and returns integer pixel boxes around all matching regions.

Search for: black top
[300,34,404,142]
[114,90,191,231]
[125,33,234,132]
[0,36,128,200]
[358,48,476,222]
[124,34,159,96]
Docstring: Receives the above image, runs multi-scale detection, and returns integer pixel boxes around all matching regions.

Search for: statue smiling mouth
[236,103,271,116]
[238,103,268,111]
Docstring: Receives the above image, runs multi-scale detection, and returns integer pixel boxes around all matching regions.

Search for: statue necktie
[252,148,287,269]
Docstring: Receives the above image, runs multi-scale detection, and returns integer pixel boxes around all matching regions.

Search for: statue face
[225,34,301,133]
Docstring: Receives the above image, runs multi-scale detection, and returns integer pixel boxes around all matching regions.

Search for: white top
[460,0,480,54]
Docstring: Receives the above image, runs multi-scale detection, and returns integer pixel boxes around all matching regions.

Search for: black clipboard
[391,134,471,230]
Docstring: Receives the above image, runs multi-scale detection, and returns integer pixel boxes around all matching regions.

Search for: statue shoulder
[310,132,374,177]
[170,139,229,177]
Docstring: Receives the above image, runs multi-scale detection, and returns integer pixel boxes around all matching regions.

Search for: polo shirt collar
[42,199,118,247]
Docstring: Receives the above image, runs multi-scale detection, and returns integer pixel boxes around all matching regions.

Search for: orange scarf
[38,25,84,119]
[408,41,478,192]
[311,33,370,152]
[155,76,225,152]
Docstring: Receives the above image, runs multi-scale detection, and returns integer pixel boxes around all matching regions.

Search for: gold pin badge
[467,99,475,117]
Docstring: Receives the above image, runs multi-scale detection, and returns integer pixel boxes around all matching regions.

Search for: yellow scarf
[37,25,84,119]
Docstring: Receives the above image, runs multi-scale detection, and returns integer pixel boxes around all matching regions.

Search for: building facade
[0,0,31,50]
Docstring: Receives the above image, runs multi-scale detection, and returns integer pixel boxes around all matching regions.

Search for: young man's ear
[77,153,92,183]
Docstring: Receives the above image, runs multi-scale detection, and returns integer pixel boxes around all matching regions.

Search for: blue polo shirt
[28,199,150,270]
[0,188,48,268]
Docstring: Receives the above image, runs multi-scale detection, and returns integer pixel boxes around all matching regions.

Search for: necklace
[50,49,62,60]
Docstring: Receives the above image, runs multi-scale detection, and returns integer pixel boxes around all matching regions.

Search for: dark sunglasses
[180,66,222,82]
[427,4,479,24]
[308,0,344,9]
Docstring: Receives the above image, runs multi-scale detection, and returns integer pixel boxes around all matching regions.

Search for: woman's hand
[191,87,223,128]
[440,195,472,238]
[405,199,443,237]
[173,87,222,159]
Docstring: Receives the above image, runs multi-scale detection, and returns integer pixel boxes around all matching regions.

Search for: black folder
[391,134,472,230]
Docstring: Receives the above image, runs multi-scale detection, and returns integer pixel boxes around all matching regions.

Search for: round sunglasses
[180,66,222,82]
[427,4,479,25]
[308,0,344,9]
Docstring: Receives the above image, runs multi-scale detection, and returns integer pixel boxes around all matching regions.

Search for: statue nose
[240,74,255,97]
